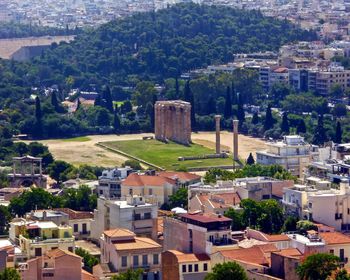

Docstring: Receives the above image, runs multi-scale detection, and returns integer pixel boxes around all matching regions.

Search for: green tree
[0,205,11,234]
[145,102,154,130]
[264,104,274,130]
[297,253,340,280]
[185,81,196,130]
[251,112,259,125]
[282,216,298,232]
[205,262,248,280]
[47,160,74,183]
[297,220,318,235]
[75,247,99,273]
[335,121,342,144]
[224,86,232,119]
[34,96,43,138]
[113,106,121,133]
[169,187,188,209]
[51,92,61,112]
[246,153,255,165]
[122,160,142,170]
[280,112,289,134]
[224,208,244,230]
[111,269,143,280]
[9,188,62,216]
[330,84,343,98]
[102,85,114,112]
[0,268,21,280]
[297,119,307,134]
[312,114,327,145]
[336,269,350,280]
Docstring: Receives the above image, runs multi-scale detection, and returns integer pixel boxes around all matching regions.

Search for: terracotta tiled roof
[46,249,81,259]
[255,244,278,253]
[122,173,176,187]
[53,208,93,220]
[114,237,161,251]
[220,247,269,266]
[82,269,98,280]
[104,228,135,238]
[210,192,241,208]
[180,212,231,223]
[169,250,210,263]
[320,232,350,245]
[158,171,201,182]
[274,248,302,257]
[264,234,291,242]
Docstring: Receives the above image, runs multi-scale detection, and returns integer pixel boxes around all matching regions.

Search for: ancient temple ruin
[154,100,191,145]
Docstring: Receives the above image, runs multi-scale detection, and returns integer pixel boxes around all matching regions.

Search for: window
[68,247,73,252]
[142,255,148,266]
[129,189,133,195]
[122,256,127,267]
[99,190,103,195]
[73,224,78,233]
[330,249,334,255]
[133,255,139,267]
[144,212,151,219]
[43,273,54,277]
[189,264,193,272]
[153,254,159,265]
[203,263,208,271]
[134,213,141,220]
[149,189,153,195]
[182,265,186,273]
[340,249,345,261]
[194,264,198,272]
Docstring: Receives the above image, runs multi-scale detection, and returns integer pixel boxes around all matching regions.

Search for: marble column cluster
[154,101,191,145]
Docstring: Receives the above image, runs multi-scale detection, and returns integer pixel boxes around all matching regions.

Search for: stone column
[215,115,221,154]
[154,104,159,139]
[161,105,166,141]
[233,120,239,161]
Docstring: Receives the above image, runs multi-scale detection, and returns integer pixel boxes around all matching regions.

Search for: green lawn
[62,136,91,142]
[101,139,233,170]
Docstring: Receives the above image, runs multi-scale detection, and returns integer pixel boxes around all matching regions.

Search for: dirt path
[24,132,267,167]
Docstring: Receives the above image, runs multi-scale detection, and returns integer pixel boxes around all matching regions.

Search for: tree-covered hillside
[32,3,316,88]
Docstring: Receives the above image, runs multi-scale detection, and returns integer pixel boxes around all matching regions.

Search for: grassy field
[101,139,234,170]
[62,136,91,142]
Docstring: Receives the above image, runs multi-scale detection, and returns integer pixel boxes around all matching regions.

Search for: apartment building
[9,219,75,260]
[256,135,315,177]
[163,212,235,255]
[97,167,133,198]
[162,250,211,280]
[282,185,315,218]
[315,67,350,95]
[19,249,96,280]
[91,195,158,241]
[98,228,162,280]
[27,208,93,240]
[121,173,177,206]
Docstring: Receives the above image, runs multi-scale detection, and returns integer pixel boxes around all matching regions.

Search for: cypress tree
[312,114,327,145]
[51,92,60,112]
[224,86,232,118]
[94,94,102,107]
[297,119,306,134]
[264,104,274,130]
[184,81,196,130]
[102,85,114,112]
[231,81,237,105]
[251,112,259,125]
[113,105,121,133]
[246,153,255,165]
[281,112,290,134]
[34,96,43,138]
[237,103,245,123]
[145,102,155,130]
[76,98,81,111]
[335,121,342,144]
[206,96,216,115]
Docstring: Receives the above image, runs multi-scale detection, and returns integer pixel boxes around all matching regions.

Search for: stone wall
[154,100,191,145]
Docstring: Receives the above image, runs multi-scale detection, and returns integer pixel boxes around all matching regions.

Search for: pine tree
[76,98,81,111]
[102,85,114,112]
[264,104,274,130]
[145,102,155,130]
[312,114,327,145]
[281,112,290,134]
[297,119,306,134]
[246,153,255,165]
[224,86,232,118]
[34,96,43,138]
[113,105,121,133]
[184,80,196,130]
[51,91,60,112]
[231,81,237,105]
[335,121,342,144]
[237,103,245,123]
[251,112,259,125]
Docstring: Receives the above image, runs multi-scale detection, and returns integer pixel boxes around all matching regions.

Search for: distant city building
[91,196,158,241]
[97,167,133,198]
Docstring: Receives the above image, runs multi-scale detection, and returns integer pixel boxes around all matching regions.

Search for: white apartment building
[97,167,133,198]
[307,182,350,231]
[256,135,316,177]
[91,196,158,241]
